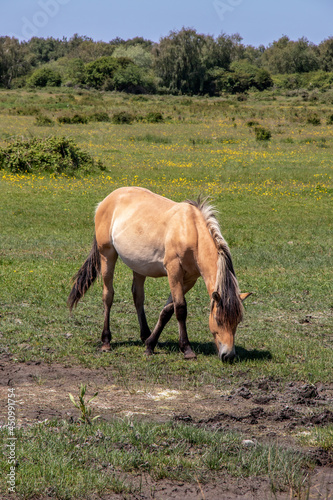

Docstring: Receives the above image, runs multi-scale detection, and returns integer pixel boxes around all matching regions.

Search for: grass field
[0,88,332,498]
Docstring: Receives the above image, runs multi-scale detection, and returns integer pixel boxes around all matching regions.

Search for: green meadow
[1,88,332,384]
[0,88,332,498]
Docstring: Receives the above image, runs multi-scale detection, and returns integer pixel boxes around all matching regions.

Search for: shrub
[27,67,62,88]
[11,106,40,116]
[236,93,247,101]
[57,113,89,124]
[84,56,131,89]
[70,113,89,124]
[129,134,171,144]
[58,112,110,124]
[0,136,104,175]
[145,111,164,123]
[246,120,260,127]
[254,126,272,141]
[211,64,273,95]
[113,64,157,94]
[327,114,333,125]
[307,114,321,125]
[253,68,274,91]
[57,115,72,124]
[34,115,54,126]
[89,111,110,122]
[111,111,135,124]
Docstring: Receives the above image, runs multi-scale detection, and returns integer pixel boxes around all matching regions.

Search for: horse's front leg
[174,297,196,360]
[167,262,197,360]
[145,294,174,355]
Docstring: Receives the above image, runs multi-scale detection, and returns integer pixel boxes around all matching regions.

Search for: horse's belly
[119,253,167,277]
[112,231,167,278]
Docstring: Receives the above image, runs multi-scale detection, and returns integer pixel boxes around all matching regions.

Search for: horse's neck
[196,225,219,297]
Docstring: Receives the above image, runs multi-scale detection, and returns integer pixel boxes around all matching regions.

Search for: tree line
[1,29,333,95]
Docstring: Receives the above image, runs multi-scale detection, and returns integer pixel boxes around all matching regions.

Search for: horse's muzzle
[219,345,236,362]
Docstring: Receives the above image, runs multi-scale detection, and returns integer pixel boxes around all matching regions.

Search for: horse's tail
[67,235,101,311]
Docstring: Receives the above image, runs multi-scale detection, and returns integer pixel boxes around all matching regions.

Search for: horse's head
[209,291,251,362]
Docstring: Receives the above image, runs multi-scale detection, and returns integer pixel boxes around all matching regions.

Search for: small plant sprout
[68,384,100,424]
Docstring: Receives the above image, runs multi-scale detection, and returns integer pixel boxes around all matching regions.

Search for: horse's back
[95,187,195,277]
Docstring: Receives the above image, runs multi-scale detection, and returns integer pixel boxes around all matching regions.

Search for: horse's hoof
[145,348,154,357]
[101,343,111,352]
[184,351,197,360]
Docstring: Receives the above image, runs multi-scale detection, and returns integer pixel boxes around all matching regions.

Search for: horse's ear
[212,291,221,303]
[240,292,252,302]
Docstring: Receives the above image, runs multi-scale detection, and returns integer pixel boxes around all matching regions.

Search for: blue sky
[3,0,332,47]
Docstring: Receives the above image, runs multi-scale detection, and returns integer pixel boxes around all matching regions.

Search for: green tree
[113,44,153,69]
[319,37,333,71]
[27,36,66,64]
[243,44,265,67]
[0,37,31,88]
[123,37,153,49]
[154,28,209,94]
[262,36,319,74]
[290,37,319,73]
[262,36,293,74]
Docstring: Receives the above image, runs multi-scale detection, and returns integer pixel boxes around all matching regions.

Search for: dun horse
[68,187,251,361]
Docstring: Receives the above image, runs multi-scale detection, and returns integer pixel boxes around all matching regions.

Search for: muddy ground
[0,353,332,499]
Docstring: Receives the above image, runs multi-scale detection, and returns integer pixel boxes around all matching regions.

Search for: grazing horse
[68,187,251,361]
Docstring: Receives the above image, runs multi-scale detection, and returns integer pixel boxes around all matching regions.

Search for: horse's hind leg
[132,272,151,342]
[100,245,118,351]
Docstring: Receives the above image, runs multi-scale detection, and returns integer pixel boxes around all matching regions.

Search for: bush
[145,111,164,123]
[111,111,135,124]
[0,136,104,175]
[246,120,260,127]
[58,112,110,124]
[211,63,273,95]
[129,134,171,144]
[70,113,89,124]
[12,106,39,116]
[327,114,333,125]
[113,64,156,94]
[27,67,62,88]
[89,111,110,122]
[307,114,321,125]
[253,68,274,91]
[34,115,54,126]
[58,113,89,124]
[84,56,131,89]
[254,126,272,141]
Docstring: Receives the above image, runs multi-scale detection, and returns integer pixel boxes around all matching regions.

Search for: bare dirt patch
[1,353,332,499]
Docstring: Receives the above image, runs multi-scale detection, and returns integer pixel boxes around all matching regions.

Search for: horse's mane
[186,197,243,327]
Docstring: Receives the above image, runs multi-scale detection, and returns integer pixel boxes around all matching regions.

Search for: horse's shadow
[234,345,272,362]
[145,340,272,362]
[95,339,271,363]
